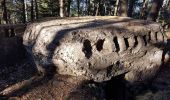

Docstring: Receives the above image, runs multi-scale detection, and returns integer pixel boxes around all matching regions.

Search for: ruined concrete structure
[0,37,25,64]
[23,16,169,83]
[0,24,26,64]
[0,24,26,38]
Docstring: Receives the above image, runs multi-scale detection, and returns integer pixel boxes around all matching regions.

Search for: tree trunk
[85,0,88,15]
[2,0,8,24]
[95,2,99,16]
[60,0,64,17]
[0,1,2,24]
[77,0,80,16]
[35,0,38,19]
[118,0,128,17]
[98,0,103,15]
[31,0,34,21]
[25,0,28,22]
[67,0,71,17]
[147,0,163,21]
[49,0,55,16]
[22,0,27,23]
[140,0,148,19]
[87,0,90,15]
[114,0,119,16]
[128,0,135,17]
[103,2,106,15]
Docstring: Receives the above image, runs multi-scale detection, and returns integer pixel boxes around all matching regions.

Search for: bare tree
[147,0,163,21]
[77,0,80,16]
[0,0,2,24]
[35,0,38,19]
[114,0,120,16]
[95,0,100,16]
[128,0,135,17]
[1,0,8,24]
[31,0,34,21]
[118,0,128,17]
[140,0,149,19]
[67,0,71,17]
[85,0,88,15]
[22,0,28,23]
[87,0,90,15]
[60,0,64,17]
[31,0,38,20]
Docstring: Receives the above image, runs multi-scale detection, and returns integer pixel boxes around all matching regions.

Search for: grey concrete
[23,16,168,82]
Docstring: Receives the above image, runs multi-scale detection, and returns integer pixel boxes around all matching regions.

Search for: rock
[23,16,168,83]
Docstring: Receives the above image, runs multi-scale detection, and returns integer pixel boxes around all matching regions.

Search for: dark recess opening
[155,32,158,41]
[124,38,129,49]
[143,35,147,46]
[82,39,92,59]
[134,36,138,47]
[96,39,105,51]
[105,74,130,100]
[113,37,120,52]
[148,31,151,42]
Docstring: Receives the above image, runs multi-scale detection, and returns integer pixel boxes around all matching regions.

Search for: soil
[0,58,105,100]
[133,62,170,100]
[0,57,169,100]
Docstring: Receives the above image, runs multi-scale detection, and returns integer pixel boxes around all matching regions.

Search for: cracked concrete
[23,16,168,82]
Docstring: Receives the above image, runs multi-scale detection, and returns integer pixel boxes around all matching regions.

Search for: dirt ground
[134,62,170,100]
[0,57,169,100]
[0,59,105,100]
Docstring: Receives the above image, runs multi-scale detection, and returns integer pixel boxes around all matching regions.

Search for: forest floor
[0,57,169,100]
[0,59,105,100]
[0,52,170,100]
[134,62,170,100]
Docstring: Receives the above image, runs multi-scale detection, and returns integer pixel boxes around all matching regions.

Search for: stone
[23,16,168,83]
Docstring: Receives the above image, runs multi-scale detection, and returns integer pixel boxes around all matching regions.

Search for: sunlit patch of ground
[0,59,37,92]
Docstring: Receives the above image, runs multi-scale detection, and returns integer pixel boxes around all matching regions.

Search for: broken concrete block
[23,16,168,82]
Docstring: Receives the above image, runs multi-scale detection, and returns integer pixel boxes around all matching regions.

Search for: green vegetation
[0,0,169,27]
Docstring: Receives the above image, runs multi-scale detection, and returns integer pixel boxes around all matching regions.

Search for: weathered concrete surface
[23,16,168,82]
[165,30,170,39]
[0,24,26,38]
